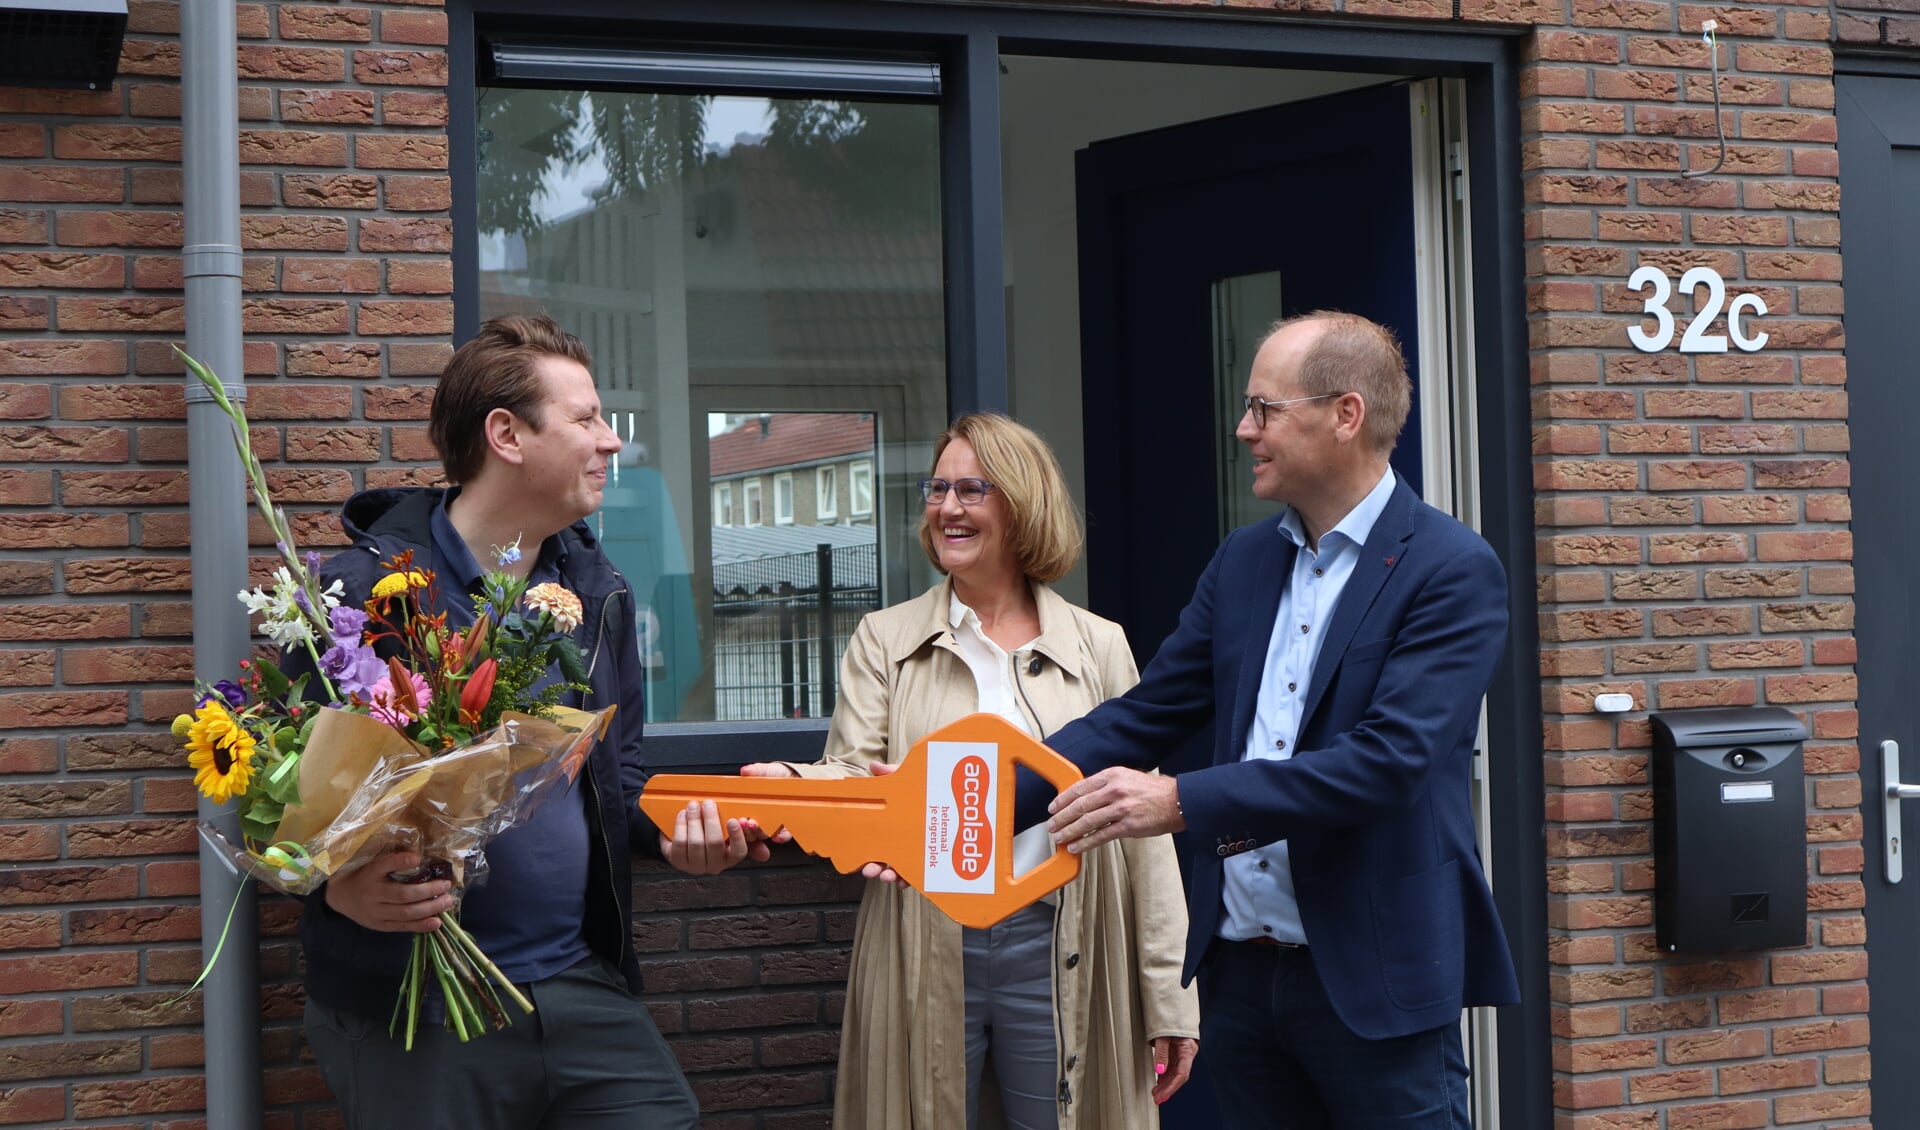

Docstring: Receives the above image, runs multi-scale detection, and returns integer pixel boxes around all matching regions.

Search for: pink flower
[367,669,432,727]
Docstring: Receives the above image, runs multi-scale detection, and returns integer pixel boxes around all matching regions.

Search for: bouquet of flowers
[176,349,614,1048]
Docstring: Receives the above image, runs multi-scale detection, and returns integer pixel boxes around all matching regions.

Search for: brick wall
[0,0,1901,1126]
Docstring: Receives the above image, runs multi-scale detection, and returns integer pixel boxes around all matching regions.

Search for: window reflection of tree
[477,90,937,236]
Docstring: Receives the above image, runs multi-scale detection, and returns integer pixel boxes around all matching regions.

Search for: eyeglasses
[918,478,996,506]
[1242,392,1339,430]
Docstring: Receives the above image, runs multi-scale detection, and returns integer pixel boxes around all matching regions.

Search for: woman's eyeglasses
[918,478,995,506]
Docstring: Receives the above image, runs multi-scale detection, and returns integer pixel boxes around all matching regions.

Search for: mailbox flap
[1650,706,1808,750]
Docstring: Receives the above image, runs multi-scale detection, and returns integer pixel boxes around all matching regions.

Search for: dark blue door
[1076,80,1423,669]
[1073,82,1424,1130]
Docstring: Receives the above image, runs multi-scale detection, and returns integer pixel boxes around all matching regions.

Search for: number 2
[1679,267,1727,354]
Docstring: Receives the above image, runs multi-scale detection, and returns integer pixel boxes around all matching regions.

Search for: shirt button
[1259,860,1269,870]
[1262,924,1274,934]
[1299,624,1309,634]
[1314,568,1324,577]
[1274,739,1286,751]
[1287,682,1296,692]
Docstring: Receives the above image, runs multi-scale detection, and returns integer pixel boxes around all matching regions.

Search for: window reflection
[477,86,946,723]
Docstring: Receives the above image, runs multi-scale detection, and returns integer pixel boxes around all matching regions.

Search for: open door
[1074,78,1495,1128]
[1076,80,1424,661]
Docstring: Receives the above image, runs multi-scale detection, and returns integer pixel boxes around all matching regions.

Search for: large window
[478,81,947,724]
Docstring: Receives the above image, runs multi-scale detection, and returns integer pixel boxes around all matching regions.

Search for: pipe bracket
[183,243,244,280]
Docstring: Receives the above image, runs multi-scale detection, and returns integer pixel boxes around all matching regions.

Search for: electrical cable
[1682,21,1727,180]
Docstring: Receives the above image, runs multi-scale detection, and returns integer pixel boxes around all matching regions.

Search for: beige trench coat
[785,579,1200,1130]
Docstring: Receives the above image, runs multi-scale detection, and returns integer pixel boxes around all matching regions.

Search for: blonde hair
[1266,310,1412,454]
[918,413,1083,584]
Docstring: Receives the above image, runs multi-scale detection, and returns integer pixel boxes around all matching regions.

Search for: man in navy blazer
[1042,312,1518,1127]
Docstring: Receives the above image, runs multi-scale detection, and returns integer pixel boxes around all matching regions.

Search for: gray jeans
[962,902,1060,1130]
[305,955,698,1130]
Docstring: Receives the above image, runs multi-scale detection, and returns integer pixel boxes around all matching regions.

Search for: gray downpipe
[182,0,263,1125]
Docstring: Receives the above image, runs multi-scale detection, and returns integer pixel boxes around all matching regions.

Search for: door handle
[1883,740,1920,882]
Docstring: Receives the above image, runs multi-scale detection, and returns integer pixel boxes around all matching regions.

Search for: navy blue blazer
[1041,479,1520,1040]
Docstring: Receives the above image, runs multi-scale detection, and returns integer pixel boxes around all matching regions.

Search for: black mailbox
[1651,706,1808,954]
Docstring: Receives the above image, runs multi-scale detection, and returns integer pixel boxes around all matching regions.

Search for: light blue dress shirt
[1218,467,1398,945]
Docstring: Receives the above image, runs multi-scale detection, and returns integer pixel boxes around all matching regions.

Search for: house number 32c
[1627,265,1767,354]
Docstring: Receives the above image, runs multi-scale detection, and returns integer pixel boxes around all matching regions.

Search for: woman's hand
[1150,1036,1198,1105]
[738,763,798,842]
[858,762,908,886]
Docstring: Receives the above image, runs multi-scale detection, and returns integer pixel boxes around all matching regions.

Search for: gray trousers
[962,902,1060,1130]
[305,955,698,1130]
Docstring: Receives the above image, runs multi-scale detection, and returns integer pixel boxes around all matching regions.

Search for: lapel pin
[1383,555,1396,567]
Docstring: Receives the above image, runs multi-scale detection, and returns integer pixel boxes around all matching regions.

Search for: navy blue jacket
[1036,478,1519,1039]
[292,488,661,1020]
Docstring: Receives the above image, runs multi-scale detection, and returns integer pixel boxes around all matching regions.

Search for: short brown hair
[430,314,593,483]
[918,413,1083,584]
[1267,311,1412,454]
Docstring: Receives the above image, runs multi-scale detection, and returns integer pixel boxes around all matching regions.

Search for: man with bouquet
[289,315,758,1128]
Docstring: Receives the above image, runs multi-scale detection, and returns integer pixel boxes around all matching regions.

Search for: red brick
[358,215,452,252]
[0,164,124,203]
[243,214,351,251]
[240,129,350,166]
[279,5,374,41]
[237,44,347,82]
[380,10,448,44]
[56,210,182,247]
[354,48,448,86]
[278,88,377,125]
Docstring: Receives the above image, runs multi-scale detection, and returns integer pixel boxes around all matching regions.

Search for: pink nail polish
[1155,1063,1167,1076]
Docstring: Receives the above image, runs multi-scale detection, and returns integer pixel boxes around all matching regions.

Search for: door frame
[451,5,1546,1123]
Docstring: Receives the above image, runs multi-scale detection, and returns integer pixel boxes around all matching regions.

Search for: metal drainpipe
[181,0,263,1125]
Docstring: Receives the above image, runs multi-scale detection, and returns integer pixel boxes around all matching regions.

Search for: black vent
[0,0,128,91]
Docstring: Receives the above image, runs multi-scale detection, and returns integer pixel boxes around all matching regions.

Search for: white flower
[236,567,334,649]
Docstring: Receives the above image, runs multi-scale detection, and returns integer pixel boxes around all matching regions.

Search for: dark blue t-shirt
[424,494,591,984]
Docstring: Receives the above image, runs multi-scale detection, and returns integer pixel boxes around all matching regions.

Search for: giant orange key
[639,713,1083,928]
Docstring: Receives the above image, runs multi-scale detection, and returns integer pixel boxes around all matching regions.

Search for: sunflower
[186,700,258,804]
[370,570,430,600]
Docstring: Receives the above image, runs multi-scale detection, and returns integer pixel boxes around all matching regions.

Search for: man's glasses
[1243,392,1339,430]
[918,478,996,506]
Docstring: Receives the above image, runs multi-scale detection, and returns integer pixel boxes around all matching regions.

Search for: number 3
[1627,265,1674,352]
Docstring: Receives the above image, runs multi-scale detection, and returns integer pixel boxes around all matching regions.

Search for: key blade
[639,770,917,876]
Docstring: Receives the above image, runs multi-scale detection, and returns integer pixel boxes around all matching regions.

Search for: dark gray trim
[637,719,835,772]
[1836,50,1920,80]
[1468,50,1551,1130]
[940,30,1008,417]
[485,41,942,98]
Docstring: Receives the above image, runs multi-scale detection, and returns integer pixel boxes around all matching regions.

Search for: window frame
[849,459,873,518]
[712,482,732,527]
[773,472,795,525]
[743,479,764,527]
[817,464,838,521]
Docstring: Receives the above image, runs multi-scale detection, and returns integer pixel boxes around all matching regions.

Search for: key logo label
[952,756,993,879]
[923,740,998,894]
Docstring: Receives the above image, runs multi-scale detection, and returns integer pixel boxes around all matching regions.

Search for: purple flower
[306,551,323,574]
[199,679,247,711]
[328,605,369,641]
[292,588,312,614]
[319,641,385,700]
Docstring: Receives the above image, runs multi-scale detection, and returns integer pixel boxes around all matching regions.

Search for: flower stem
[444,914,534,1014]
